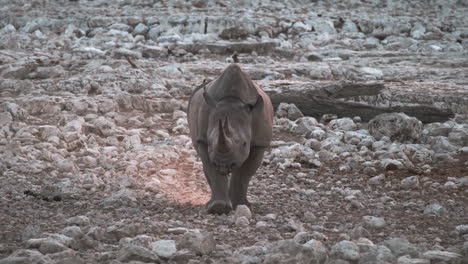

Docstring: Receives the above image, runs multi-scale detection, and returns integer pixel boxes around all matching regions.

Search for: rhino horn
[223,116,231,136]
[217,119,230,153]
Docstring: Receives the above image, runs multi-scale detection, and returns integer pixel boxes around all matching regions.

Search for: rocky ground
[1,0,468,263]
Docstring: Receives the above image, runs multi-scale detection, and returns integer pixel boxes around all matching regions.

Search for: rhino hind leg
[230,147,266,209]
[197,144,232,214]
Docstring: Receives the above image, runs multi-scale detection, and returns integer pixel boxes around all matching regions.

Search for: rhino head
[203,89,263,175]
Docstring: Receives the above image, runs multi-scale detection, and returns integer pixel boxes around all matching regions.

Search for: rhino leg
[230,146,266,209]
[196,144,232,214]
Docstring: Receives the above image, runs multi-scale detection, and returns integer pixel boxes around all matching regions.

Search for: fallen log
[262,81,455,123]
[179,42,278,55]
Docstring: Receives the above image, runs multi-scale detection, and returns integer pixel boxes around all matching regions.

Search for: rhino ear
[247,95,263,112]
[203,89,217,108]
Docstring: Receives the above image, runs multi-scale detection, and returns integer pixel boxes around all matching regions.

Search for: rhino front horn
[217,119,230,153]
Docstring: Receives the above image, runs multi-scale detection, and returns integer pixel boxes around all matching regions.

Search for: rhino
[188,64,273,214]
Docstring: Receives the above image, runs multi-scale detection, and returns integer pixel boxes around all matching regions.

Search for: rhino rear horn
[203,88,217,108]
[217,119,230,153]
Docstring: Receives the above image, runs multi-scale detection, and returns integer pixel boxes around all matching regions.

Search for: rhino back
[206,64,259,104]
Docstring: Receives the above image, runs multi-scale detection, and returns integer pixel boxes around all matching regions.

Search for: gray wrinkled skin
[188,64,273,214]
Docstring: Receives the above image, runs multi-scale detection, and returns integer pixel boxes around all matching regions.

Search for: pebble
[423,204,446,216]
[235,216,250,227]
[235,205,252,220]
[65,216,90,226]
[38,241,68,254]
[60,226,83,238]
[362,216,386,229]
[401,176,420,189]
[368,174,386,185]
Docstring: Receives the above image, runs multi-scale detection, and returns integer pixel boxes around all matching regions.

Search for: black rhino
[187,64,273,214]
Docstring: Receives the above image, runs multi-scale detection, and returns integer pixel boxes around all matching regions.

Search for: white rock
[147,25,161,40]
[60,226,83,238]
[368,174,386,185]
[362,216,386,229]
[429,45,442,51]
[142,45,167,58]
[3,249,51,264]
[401,176,420,189]
[430,136,458,153]
[235,205,252,219]
[291,21,312,33]
[157,35,182,43]
[369,113,422,143]
[381,159,404,170]
[397,255,430,264]
[133,23,149,35]
[422,250,462,262]
[55,160,75,173]
[235,216,250,227]
[38,240,68,254]
[455,225,468,235]
[423,204,445,216]
[411,22,426,39]
[118,245,160,263]
[113,48,142,59]
[66,216,90,226]
[354,237,375,252]
[256,221,268,229]
[151,240,177,259]
[342,19,359,33]
[328,118,357,131]
[177,230,216,255]
[75,47,106,57]
[359,67,384,79]
[0,110,13,126]
[307,18,337,34]
[330,240,360,261]
[110,23,132,32]
[1,24,16,33]
[276,103,304,120]
[380,238,419,257]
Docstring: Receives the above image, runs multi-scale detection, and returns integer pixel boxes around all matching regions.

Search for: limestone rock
[151,240,177,259]
[368,113,423,143]
[276,103,304,120]
[330,240,360,261]
[177,230,216,256]
[118,245,160,263]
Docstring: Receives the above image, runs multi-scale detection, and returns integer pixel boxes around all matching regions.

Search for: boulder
[276,103,304,120]
[177,230,216,256]
[368,113,423,143]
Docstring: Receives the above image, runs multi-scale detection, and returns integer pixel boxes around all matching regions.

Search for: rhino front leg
[230,146,266,209]
[196,144,232,214]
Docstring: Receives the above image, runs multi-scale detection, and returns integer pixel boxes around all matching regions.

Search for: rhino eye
[243,142,247,147]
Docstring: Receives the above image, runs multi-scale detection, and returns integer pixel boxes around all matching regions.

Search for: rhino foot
[206,199,232,214]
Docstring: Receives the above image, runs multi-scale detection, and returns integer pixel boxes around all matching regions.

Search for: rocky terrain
[1,0,468,263]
